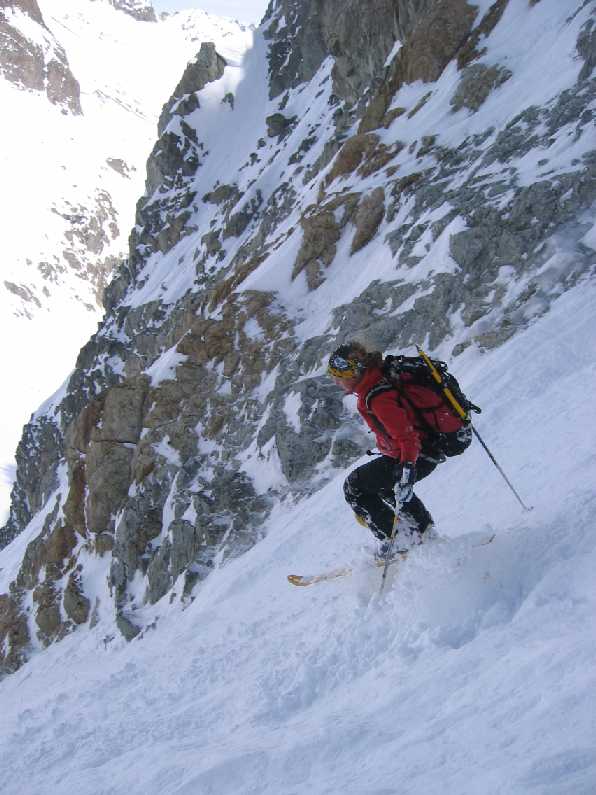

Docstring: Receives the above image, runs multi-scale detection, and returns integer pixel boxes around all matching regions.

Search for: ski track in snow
[1,280,595,794]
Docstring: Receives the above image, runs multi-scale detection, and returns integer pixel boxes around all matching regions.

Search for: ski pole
[416,345,532,512]
[379,489,404,594]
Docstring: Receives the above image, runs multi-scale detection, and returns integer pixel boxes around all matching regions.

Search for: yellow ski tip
[287,574,309,586]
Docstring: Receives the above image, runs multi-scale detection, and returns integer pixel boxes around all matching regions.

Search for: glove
[395,462,416,505]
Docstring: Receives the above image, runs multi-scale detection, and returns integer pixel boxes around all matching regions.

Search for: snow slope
[0,1,252,520]
[1,278,594,793]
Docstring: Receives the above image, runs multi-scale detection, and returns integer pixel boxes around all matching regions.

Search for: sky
[152,0,271,25]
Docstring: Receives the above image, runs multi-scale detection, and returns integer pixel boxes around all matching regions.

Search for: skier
[328,341,447,557]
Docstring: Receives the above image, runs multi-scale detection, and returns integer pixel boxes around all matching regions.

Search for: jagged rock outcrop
[124,42,228,279]
[292,193,359,288]
[158,43,226,135]
[266,112,297,139]
[0,0,82,114]
[451,63,512,112]
[109,0,157,23]
[351,188,386,253]
[1,0,594,675]
[322,133,404,186]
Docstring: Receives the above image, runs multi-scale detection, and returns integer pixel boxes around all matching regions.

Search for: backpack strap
[365,376,446,445]
[364,379,395,411]
[365,378,430,448]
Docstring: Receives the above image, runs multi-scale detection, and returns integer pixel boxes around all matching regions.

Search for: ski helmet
[327,344,366,379]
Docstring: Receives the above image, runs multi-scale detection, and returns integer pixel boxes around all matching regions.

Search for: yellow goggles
[327,353,361,378]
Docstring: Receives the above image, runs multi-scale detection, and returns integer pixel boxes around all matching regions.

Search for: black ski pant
[343,455,437,541]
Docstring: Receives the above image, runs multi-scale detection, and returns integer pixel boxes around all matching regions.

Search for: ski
[287,552,407,587]
[287,533,495,587]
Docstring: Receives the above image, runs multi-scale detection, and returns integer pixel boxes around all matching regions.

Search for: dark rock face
[264,0,441,106]
[265,0,393,104]
[0,0,82,114]
[0,418,64,549]
[265,112,297,139]
[359,0,478,132]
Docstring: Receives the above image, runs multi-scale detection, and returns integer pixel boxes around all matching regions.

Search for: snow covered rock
[158,42,227,136]
[108,0,157,23]
[450,62,513,113]
[0,1,252,523]
[577,14,596,81]
[0,0,81,113]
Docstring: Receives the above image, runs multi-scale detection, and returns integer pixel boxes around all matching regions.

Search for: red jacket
[354,367,422,463]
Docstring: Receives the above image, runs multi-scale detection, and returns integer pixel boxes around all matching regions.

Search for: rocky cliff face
[266,0,402,105]
[0,1,251,527]
[1,0,594,674]
[0,0,82,113]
